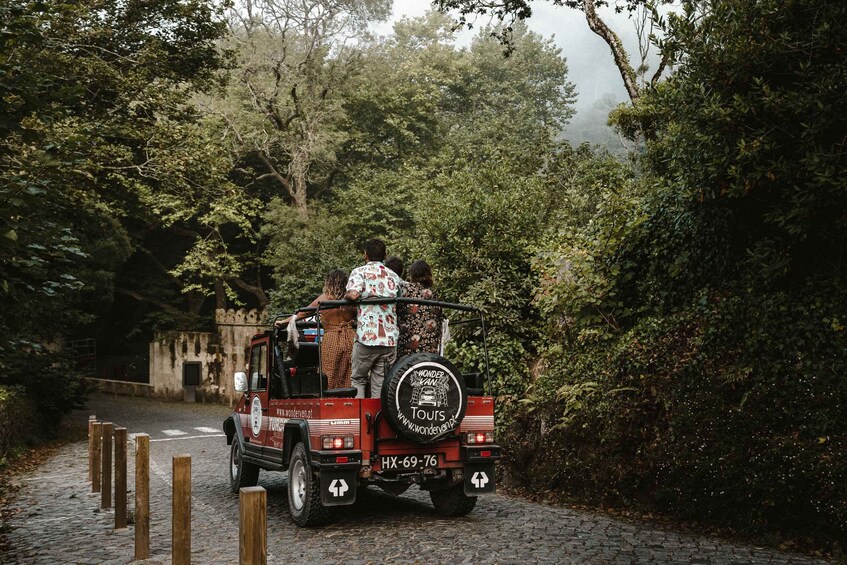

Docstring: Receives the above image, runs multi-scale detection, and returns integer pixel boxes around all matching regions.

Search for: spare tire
[381,352,468,443]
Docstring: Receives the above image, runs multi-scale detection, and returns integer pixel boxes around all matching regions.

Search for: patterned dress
[397,283,442,356]
[321,319,356,389]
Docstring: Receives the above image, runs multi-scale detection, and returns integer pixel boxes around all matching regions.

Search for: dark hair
[408,260,433,288]
[364,238,387,262]
[384,256,404,279]
[323,269,348,299]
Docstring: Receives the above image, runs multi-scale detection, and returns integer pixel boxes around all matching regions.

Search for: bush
[0,385,37,459]
[513,284,846,539]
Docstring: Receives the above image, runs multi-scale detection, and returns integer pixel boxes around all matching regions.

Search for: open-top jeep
[222,297,500,526]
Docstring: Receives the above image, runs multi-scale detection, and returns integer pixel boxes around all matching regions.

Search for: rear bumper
[311,449,363,470]
[461,444,501,463]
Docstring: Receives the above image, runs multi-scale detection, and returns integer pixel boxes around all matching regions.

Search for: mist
[374,1,662,150]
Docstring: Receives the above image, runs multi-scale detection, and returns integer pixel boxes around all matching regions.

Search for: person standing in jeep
[345,238,402,398]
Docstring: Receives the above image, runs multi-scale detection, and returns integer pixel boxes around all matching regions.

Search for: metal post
[172,454,191,565]
[135,434,150,561]
[239,486,267,565]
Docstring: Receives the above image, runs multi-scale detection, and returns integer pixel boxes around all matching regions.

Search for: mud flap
[320,468,358,506]
[464,463,496,496]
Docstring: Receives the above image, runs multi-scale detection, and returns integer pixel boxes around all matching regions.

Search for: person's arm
[345,269,364,302]
[274,294,326,327]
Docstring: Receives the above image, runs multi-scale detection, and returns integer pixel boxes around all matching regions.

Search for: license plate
[380,454,438,470]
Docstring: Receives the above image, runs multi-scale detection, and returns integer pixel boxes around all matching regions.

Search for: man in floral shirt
[345,239,402,398]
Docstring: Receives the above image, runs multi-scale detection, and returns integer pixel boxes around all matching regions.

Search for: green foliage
[1,0,228,422]
[621,0,847,284]
[515,0,847,544]
[512,286,847,538]
[413,164,559,397]
[263,200,360,313]
[534,147,645,337]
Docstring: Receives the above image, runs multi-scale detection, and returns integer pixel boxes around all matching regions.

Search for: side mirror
[234,372,248,393]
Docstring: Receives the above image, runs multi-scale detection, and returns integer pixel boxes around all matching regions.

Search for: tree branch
[115,288,186,316]
[256,150,294,197]
[582,0,640,102]
[226,276,270,307]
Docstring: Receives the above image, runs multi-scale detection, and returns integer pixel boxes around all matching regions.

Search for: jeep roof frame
[272,297,492,397]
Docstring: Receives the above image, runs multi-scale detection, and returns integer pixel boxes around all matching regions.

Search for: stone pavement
[0,395,831,564]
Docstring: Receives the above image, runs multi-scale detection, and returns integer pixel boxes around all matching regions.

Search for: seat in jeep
[284,342,356,398]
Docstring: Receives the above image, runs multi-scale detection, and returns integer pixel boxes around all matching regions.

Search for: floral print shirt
[346,261,401,347]
[398,282,442,356]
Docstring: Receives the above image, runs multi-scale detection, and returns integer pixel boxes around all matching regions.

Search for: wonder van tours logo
[396,362,463,433]
[410,369,449,408]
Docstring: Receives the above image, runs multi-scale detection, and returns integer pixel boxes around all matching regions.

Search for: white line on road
[162,429,188,436]
[150,434,226,443]
[193,426,220,434]
[20,475,73,481]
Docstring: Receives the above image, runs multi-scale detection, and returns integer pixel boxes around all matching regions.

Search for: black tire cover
[381,352,468,443]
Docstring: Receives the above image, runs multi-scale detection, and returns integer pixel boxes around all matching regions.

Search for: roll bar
[271,297,492,396]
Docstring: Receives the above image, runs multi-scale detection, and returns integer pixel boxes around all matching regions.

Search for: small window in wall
[250,343,268,391]
[183,362,201,387]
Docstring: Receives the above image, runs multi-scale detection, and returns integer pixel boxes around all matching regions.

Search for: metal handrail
[272,296,492,397]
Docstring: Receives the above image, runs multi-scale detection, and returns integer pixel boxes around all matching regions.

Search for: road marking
[150,434,226,443]
[20,475,71,481]
[162,429,188,436]
[194,426,220,434]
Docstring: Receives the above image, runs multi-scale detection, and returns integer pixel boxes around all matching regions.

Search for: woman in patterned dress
[397,260,442,356]
[279,270,356,389]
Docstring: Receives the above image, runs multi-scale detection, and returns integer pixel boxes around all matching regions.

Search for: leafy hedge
[508,283,846,538]
[506,0,847,545]
[0,385,36,460]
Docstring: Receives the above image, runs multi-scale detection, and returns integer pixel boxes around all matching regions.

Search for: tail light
[322,434,354,449]
[463,431,495,445]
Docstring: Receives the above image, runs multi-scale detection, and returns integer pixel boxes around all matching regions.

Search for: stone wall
[148,309,266,405]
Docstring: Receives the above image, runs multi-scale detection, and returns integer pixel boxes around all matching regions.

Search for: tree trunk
[582,0,641,103]
[214,279,227,310]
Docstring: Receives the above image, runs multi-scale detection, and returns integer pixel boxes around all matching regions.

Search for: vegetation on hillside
[1,0,843,547]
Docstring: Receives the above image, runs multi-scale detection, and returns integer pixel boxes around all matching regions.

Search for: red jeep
[222,297,500,526]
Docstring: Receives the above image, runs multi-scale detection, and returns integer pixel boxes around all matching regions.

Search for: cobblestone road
[0,395,829,564]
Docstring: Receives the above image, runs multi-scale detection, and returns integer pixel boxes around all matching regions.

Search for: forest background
[1,0,844,550]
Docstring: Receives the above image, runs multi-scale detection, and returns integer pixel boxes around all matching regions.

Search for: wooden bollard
[114,427,127,529]
[91,421,102,493]
[135,434,150,561]
[88,415,96,482]
[173,454,191,565]
[239,487,267,565]
[101,422,113,509]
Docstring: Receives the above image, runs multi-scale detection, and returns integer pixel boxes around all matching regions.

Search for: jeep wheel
[229,440,259,493]
[287,442,330,526]
[430,484,477,517]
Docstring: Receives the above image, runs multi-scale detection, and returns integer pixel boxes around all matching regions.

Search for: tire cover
[381,352,467,443]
